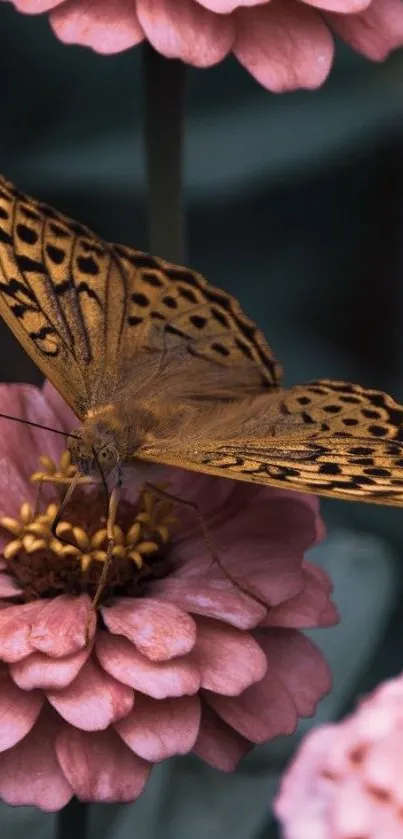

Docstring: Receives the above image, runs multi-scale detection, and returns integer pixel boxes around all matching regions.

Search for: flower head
[8,0,403,91]
[0,381,337,810]
[274,673,403,839]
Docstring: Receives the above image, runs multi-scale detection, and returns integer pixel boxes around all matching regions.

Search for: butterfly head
[67,428,120,479]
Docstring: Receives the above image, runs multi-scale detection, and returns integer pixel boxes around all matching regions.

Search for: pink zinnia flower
[0,381,337,811]
[275,673,403,839]
[6,0,403,91]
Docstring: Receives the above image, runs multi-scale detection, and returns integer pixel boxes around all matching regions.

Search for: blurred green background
[1,5,403,836]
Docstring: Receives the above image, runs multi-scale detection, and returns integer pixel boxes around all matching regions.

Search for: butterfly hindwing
[137,380,403,506]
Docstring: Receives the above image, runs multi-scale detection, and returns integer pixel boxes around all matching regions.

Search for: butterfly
[1,170,403,509]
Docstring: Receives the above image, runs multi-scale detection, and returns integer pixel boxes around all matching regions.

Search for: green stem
[56,798,89,839]
[143,44,186,264]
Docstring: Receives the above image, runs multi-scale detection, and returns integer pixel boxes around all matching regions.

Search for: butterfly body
[2,172,403,506]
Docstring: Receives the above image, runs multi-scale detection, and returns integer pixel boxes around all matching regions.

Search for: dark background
[1,5,403,836]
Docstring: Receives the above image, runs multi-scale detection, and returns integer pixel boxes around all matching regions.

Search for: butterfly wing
[0,174,280,418]
[137,380,403,506]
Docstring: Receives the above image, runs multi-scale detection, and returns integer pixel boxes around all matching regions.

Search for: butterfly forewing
[1,173,403,507]
[0,174,279,417]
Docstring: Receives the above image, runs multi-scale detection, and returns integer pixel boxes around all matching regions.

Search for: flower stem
[143,44,186,264]
[56,798,89,839]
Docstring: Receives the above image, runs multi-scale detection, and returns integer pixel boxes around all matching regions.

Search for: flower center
[0,451,176,604]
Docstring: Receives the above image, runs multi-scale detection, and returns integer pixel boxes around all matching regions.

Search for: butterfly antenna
[0,412,80,439]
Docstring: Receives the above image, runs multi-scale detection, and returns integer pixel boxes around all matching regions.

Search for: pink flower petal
[316,600,340,626]
[47,657,134,730]
[56,724,150,803]
[257,629,332,717]
[50,0,144,54]
[326,0,403,59]
[0,573,22,598]
[0,665,43,752]
[174,494,316,607]
[197,0,263,16]
[0,456,36,520]
[10,646,90,690]
[206,667,298,743]
[96,631,200,699]
[305,0,371,16]
[0,384,66,484]
[136,0,235,67]
[234,0,334,92]
[10,0,65,11]
[101,597,196,661]
[303,560,333,596]
[193,703,251,771]
[190,617,267,695]
[262,566,337,629]
[115,693,201,761]
[0,601,46,663]
[29,594,95,657]
[151,578,266,628]
[0,709,72,811]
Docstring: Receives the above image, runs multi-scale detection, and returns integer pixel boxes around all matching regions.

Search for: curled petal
[206,667,297,743]
[10,0,65,11]
[197,0,263,15]
[190,617,267,695]
[50,0,144,54]
[96,631,200,699]
[193,703,251,771]
[234,0,334,92]
[0,601,46,663]
[257,629,332,717]
[116,694,201,761]
[0,665,43,752]
[10,647,91,690]
[305,0,371,15]
[0,709,72,811]
[56,724,150,803]
[101,597,196,661]
[326,0,403,59]
[29,594,95,657]
[262,566,338,629]
[47,657,134,730]
[136,0,235,67]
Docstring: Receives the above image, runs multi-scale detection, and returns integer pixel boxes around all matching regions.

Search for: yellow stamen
[126,522,141,543]
[72,527,90,551]
[20,502,33,524]
[137,541,160,556]
[1,450,176,604]
[0,517,22,536]
[4,540,23,560]
[127,550,143,569]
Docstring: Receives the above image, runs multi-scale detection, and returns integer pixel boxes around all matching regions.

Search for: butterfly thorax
[67,400,186,478]
[66,404,132,477]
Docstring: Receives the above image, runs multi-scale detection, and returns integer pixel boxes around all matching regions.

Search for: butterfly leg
[143,481,269,610]
[89,464,124,610]
[91,483,121,613]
